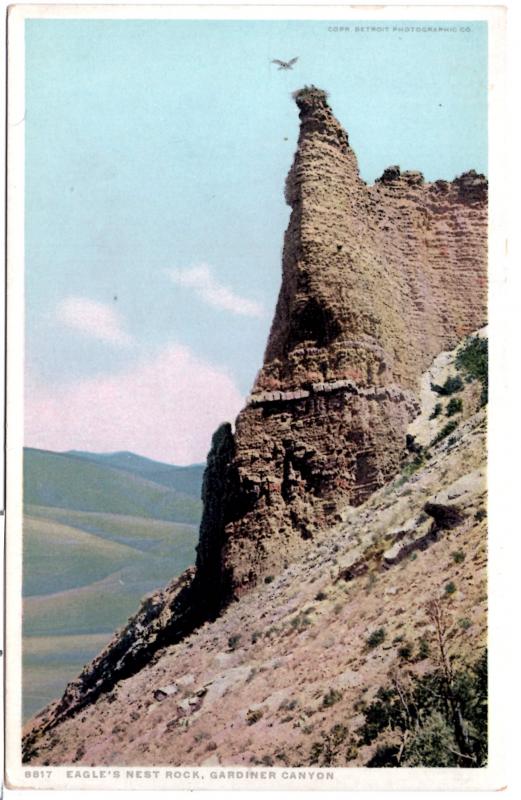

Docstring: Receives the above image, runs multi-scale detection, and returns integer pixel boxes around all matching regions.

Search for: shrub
[308,723,349,766]
[330,723,348,745]
[366,744,401,767]
[315,590,328,601]
[309,741,325,765]
[444,582,456,596]
[366,627,386,649]
[456,336,488,405]
[417,637,430,660]
[246,708,264,725]
[273,749,289,765]
[228,634,241,651]
[345,738,359,761]
[446,397,463,417]
[279,697,298,712]
[358,650,487,766]
[403,710,460,767]
[290,610,312,631]
[475,508,487,522]
[322,688,343,708]
[264,575,274,584]
[353,698,367,713]
[430,419,458,447]
[401,456,424,479]
[398,643,413,660]
[245,667,257,683]
[406,434,423,454]
[431,375,463,396]
[459,618,472,630]
[429,403,442,419]
[452,550,465,564]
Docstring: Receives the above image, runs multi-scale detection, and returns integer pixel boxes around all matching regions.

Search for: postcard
[4,3,508,793]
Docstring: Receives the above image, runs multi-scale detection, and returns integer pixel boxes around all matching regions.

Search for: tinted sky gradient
[24,19,488,463]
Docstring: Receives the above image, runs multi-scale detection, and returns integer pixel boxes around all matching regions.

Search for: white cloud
[167,264,265,318]
[56,296,133,346]
[25,343,245,465]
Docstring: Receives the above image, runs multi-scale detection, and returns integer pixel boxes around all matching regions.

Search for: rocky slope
[22,86,487,760]
[23,338,487,766]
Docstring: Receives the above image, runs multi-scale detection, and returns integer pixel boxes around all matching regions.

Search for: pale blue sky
[24,19,488,463]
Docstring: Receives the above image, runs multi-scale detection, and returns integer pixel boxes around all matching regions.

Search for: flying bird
[271,57,298,70]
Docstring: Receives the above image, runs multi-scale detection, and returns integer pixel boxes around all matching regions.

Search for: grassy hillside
[23,514,146,597]
[23,509,198,720]
[24,448,202,524]
[66,450,204,497]
[23,509,198,634]
[23,634,111,723]
[23,448,204,722]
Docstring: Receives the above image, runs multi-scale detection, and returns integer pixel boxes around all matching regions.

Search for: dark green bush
[366,627,386,649]
[430,419,458,447]
[308,723,352,767]
[446,397,463,416]
[322,688,343,708]
[456,336,488,405]
[431,375,463,396]
[417,637,430,660]
[290,610,312,631]
[398,643,413,660]
[429,403,442,419]
[359,651,487,767]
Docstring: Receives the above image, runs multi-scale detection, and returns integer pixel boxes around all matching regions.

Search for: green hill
[23,514,198,633]
[24,448,202,524]
[22,447,204,722]
[23,508,199,721]
[65,450,204,497]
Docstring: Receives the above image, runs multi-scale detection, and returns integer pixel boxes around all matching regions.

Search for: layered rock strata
[205,86,487,599]
[22,87,487,750]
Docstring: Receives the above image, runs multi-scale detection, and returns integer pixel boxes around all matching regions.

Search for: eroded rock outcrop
[209,86,487,596]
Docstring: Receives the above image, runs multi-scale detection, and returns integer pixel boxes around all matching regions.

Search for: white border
[4,2,509,794]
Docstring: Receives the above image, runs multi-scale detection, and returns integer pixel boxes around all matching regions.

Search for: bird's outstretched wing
[271,59,286,66]
[288,57,299,66]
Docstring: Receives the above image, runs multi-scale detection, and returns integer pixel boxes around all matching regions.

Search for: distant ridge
[24,448,204,525]
[64,449,205,498]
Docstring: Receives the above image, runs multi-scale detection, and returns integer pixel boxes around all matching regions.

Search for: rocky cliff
[22,86,487,757]
[202,86,486,600]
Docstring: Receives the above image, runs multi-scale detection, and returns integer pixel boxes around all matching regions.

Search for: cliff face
[22,87,487,753]
[203,87,487,600]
